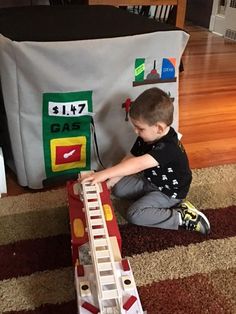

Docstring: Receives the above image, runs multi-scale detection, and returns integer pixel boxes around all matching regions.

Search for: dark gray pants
[112,174,181,230]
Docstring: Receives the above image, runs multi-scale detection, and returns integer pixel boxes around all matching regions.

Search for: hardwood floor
[179,24,236,169]
[3,24,236,195]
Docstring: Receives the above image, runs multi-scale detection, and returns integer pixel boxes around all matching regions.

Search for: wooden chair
[125,5,177,25]
[87,0,187,29]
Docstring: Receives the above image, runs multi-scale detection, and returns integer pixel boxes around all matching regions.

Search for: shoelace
[183,219,198,231]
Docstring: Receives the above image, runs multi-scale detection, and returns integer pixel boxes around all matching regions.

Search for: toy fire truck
[67,171,144,314]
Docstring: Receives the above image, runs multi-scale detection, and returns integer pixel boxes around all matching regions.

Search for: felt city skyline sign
[133,57,176,86]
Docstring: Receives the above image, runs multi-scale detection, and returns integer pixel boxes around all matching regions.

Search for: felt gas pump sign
[42,90,93,179]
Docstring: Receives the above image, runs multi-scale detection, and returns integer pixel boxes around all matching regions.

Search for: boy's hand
[80,170,109,185]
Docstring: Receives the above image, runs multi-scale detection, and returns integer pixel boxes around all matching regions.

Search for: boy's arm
[80,154,158,185]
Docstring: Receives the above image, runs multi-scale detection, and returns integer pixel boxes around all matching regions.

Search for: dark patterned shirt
[130,127,192,199]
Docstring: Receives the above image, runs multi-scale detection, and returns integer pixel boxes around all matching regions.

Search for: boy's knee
[112,175,144,200]
[112,182,127,198]
[126,207,142,225]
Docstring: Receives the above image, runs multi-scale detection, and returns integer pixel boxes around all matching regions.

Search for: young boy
[81,87,210,235]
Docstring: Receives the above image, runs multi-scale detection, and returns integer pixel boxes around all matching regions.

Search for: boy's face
[130,118,162,142]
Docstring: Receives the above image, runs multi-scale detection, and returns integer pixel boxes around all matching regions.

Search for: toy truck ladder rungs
[82,181,122,312]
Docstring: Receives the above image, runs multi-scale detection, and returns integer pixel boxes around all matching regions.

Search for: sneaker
[178,201,211,235]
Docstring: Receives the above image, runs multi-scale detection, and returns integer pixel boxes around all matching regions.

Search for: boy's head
[129,87,173,126]
[129,88,174,142]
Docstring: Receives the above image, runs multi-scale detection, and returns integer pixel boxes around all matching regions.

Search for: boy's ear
[155,122,165,133]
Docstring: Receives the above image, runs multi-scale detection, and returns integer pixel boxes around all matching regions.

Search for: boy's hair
[129,87,173,126]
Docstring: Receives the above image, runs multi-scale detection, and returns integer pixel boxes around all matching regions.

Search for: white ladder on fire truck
[82,180,122,313]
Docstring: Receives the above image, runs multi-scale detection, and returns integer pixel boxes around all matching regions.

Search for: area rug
[0,164,236,314]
